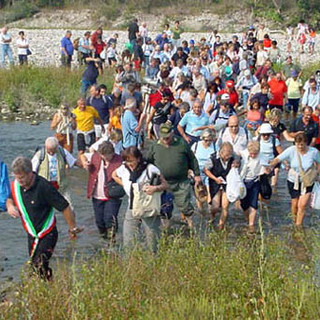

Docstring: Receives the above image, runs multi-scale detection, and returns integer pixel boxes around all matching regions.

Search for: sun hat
[260,123,274,134]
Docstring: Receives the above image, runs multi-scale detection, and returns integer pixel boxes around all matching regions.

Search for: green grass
[0,66,114,113]
[1,221,320,319]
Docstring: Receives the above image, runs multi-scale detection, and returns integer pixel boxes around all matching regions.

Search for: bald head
[228,116,239,134]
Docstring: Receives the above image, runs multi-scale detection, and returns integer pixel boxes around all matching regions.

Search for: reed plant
[1,223,320,319]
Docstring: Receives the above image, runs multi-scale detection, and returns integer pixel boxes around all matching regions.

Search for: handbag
[131,165,161,218]
[106,180,125,199]
[27,49,32,56]
[259,174,272,200]
[297,151,318,188]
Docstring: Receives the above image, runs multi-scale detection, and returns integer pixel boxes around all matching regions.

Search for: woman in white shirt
[240,141,270,232]
[270,133,320,226]
[112,146,168,252]
[16,30,29,65]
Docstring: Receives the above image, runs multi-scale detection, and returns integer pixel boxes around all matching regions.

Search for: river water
[0,121,320,287]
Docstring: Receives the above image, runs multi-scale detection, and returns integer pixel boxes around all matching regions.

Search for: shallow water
[0,121,319,287]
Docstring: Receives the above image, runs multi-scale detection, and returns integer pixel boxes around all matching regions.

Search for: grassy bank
[0,66,114,114]
[1,224,320,319]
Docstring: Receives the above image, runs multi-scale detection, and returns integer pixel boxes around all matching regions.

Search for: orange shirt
[268,78,287,106]
[110,115,122,130]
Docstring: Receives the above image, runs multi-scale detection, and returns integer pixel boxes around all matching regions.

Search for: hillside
[0,0,319,30]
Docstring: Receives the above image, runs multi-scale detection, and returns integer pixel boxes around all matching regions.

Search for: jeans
[81,79,96,95]
[0,44,14,68]
[92,198,122,234]
[123,208,161,252]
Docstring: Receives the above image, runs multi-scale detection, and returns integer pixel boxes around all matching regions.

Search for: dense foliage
[1,0,320,28]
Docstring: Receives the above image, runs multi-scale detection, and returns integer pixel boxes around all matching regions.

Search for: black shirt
[290,117,318,145]
[171,52,188,65]
[153,101,173,125]
[128,22,139,41]
[271,122,287,139]
[82,61,99,82]
[16,174,69,233]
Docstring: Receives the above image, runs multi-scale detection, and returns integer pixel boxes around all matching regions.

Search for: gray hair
[12,157,32,174]
[98,141,115,156]
[45,137,59,149]
[124,97,137,109]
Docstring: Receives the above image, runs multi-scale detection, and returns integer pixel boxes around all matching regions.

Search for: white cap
[260,123,273,134]
[221,93,230,100]
[244,69,251,76]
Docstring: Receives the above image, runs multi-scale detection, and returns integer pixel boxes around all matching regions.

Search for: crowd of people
[1,18,320,281]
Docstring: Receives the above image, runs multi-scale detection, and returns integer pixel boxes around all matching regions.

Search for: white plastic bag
[310,182,320,210]
[226,167,247,203]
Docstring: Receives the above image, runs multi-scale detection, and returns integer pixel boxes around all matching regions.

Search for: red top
[312,114,320,144]
[263,39,272,48]
[218,89,239,107]
[94,42,106,55]
[268,78,287,106]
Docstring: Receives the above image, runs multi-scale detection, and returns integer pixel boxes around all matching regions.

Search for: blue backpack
[0,160,10,212]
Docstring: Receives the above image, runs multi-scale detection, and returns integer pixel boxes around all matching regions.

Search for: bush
[0,66,114,113]
[1,226,320,319]
[0,1,39,24]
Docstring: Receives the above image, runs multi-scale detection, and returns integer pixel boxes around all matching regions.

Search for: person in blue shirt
[0,156,10,212]
[121,98,141,149]
[60,30,74,68]
[177,99,210,146]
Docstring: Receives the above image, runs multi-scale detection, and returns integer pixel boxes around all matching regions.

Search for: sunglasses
[203,139,213,142]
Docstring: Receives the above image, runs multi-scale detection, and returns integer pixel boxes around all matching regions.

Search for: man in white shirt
[0,26,14,68]
[217,115,252,156]
[32,137,80,205]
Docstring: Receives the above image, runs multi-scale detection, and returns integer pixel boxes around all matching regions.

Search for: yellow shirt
[110,115,122,130]
[73,106,99,132]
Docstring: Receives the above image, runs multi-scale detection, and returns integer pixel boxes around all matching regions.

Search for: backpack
[34,145,67,172]
[211,104,236,125]
[73,37,80,51]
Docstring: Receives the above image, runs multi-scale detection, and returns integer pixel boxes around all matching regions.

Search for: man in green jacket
[147,123,200,226]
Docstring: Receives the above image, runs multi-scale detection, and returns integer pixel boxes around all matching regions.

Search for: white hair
[45,137,59,149]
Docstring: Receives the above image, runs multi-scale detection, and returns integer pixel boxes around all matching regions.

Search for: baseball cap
[291,69,298,77]
[189,39,195,45]
[159,123,173,138]
[226,80,234,88]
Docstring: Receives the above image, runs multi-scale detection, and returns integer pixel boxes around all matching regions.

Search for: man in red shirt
[218,80,239,109]
[268,72,287,111]
[91,27,103,47]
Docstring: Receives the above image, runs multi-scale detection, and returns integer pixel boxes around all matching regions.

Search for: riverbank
[0,66,114,121]
[1,223,320,319]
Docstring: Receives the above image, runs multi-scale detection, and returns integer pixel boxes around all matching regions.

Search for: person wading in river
[6,157,83,280]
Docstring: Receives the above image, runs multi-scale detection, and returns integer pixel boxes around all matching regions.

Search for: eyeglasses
[203,139,213,142]
[229,125,239,128]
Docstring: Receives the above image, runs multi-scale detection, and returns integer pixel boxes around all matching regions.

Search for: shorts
[287,99,300,113]
[108,57,117,65]
[287,180,313,199]
[94,124,109,139]
[77,131,96,152]
[240,180,260,211]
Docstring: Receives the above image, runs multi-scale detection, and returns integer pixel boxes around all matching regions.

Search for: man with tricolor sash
[6,157,82,280]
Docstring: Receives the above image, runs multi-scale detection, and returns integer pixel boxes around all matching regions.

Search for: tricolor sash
[11,180,56,257]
